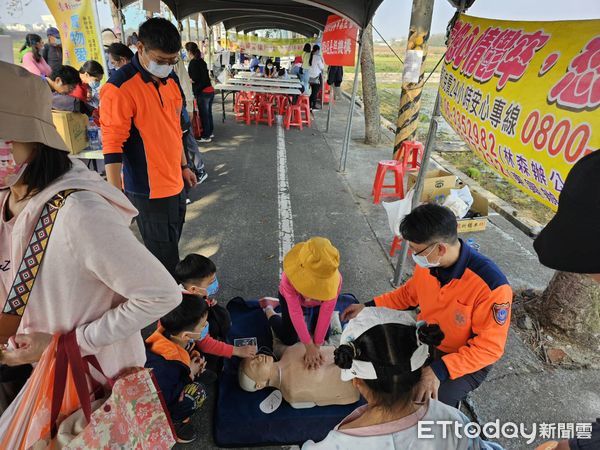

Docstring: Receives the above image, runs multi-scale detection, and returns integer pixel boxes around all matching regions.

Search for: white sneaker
[197,171,208,185]
[210,134,215,138]
[198,137,212,143]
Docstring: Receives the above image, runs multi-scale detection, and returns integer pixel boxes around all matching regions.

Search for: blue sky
[1,0,599,38]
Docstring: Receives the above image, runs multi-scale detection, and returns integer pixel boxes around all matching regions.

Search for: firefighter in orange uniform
[342,204,513,407]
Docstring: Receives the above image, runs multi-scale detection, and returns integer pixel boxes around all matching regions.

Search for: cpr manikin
[238,343,359,408]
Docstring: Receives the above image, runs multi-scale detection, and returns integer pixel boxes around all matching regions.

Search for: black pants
[268,292,330,345]
[127,190,186,277]
[169,381,207,423]
[438,364,491,408]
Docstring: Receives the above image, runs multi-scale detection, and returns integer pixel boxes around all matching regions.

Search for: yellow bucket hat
[283,237,341,301]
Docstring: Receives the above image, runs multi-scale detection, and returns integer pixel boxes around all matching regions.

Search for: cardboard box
[407,170,459,201]
[427,186,489,232]
[52,111,89,154]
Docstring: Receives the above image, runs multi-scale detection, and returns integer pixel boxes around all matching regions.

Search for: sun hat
[46,27,60,38]
[283,237,341,301]
[0,62,69,152]
[534,151,600,274]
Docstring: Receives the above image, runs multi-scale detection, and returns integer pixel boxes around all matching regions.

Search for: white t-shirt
[308,53,324,79]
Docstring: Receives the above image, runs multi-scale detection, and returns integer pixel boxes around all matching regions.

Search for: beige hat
[0,62,69,152]
[102,29,120,48]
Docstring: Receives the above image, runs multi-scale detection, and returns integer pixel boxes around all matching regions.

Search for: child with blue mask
[145,293,210,443]
[175,254,257,372]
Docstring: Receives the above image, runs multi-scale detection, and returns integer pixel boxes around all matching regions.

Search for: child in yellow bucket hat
[259,237,342,370]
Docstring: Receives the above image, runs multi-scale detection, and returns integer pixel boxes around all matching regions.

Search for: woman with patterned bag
[0,62,181,447]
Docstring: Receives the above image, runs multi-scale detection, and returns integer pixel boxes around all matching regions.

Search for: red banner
[322,15,358,66]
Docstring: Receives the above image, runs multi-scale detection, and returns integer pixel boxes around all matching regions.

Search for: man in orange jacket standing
[342,203,513,408]
[101,18,196,276]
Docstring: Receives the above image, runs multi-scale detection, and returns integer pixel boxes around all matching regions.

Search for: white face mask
[145,59,174,78]
[412,244,441,269]
[0,140,28,189]
[140,48,174,78]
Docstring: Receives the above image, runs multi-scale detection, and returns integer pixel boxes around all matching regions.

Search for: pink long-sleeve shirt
[21,52,52,77]
[279,273,342,346]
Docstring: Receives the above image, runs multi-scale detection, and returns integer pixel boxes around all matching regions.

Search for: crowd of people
[242,42,343,111]
[0,16,597,450]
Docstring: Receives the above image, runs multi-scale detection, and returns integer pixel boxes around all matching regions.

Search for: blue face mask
[206,277,219,297]
[200,322,209,340]
[186,322,210,347]
[89,80,100,89]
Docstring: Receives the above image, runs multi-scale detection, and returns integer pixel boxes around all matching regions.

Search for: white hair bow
[340,307,430,381]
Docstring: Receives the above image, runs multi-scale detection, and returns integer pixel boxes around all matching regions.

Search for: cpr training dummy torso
[239,343,359,408]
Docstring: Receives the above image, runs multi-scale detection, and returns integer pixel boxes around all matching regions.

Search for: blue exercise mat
[214,295,364,447]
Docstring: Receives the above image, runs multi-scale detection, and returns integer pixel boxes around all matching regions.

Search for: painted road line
[276,115,294,276]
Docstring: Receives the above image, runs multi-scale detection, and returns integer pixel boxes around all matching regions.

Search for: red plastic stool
[371,160,405,204]
[323,83,332,104]
[234,91,250,114]
[284,104,304,130]
[255,101,275,126]
[390,236,402,256]
[396,140,424,172]
[297,95,311,127]
[235,100,254,125]
[389,236,414,256]
[277,96,290,115]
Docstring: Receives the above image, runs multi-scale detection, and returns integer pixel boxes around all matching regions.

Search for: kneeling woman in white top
[303,308,504,450]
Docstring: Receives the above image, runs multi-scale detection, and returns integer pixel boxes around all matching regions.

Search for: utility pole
[392,0,435,159]
[195,14,201,42]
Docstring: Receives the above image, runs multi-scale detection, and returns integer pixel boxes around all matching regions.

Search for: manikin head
[400,203,460,269]
[238,352,275,391]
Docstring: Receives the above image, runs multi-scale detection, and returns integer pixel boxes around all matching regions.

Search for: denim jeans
[197,92,214,139]
[301,70,310,94]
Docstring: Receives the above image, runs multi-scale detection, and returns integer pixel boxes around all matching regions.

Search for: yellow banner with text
[440,14,599,211]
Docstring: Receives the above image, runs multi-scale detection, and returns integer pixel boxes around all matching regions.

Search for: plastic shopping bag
[382,189,415,236]
[0,335,84,449]
[443,185,473,219]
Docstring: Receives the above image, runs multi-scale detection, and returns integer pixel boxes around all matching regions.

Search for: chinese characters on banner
[322,15,358,66]
[44,0,105,76]
[439,15,599,211]
[222,34,307,57]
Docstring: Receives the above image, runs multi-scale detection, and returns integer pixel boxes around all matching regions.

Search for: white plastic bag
[382,189,415,236]
[443,185,473,219]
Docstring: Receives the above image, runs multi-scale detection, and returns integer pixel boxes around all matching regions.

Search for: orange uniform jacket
[100,53,184,199]
[373,241,512,381]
